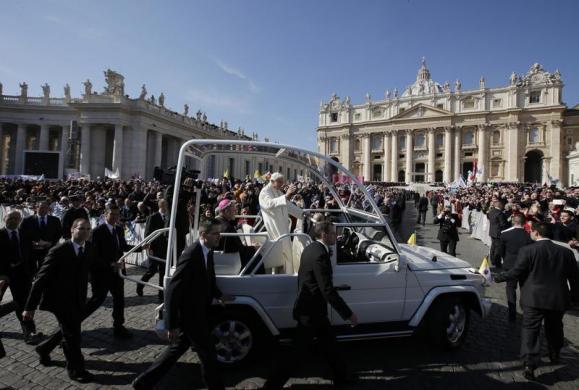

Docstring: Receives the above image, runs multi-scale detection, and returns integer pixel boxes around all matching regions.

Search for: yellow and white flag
[407,232,417,246]
[478,256,493,283]
[223,169,230,179]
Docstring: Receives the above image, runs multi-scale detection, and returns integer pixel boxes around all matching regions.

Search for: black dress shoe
[136,284,144,297]
[523,366,536,381]
[24,332,44,345]
[69,370,94,383]
[113,326,133,339]
[35,346,53,366]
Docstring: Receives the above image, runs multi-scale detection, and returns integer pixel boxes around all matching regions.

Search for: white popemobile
[120,140,492,366]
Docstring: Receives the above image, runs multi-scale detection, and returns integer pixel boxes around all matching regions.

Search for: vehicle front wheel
[210,309,267,367]
[426,296,470,350]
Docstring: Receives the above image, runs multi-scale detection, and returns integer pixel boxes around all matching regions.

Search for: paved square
[1,205,578,389]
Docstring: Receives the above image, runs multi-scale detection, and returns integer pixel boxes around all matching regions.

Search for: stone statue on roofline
[159,93,165,107]
[42,83,50,98]
[20,82,28,98]
[103,69,125,96]
[139,84,147,99]
[0,82,3,96]
[150,95,156,104]
[393,88,398,98]
[202,112,207,122]
[196,110,202,120]
[443,81,450,93]
[64,83,71,100]
[183,104,189,115]
[479,76,485,89]
[385,89,390,99]
[83,79,92,96]
[455,79,461,92]
[510,72,518,86]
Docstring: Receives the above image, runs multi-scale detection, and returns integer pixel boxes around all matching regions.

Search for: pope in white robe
[258,173,303,273]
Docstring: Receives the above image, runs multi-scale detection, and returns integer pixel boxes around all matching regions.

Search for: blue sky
[1,0,578,149]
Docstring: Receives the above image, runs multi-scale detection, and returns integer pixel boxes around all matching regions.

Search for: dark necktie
[39,216,46,230]
[78,246,84,258]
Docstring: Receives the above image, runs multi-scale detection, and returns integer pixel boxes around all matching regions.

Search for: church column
[154,131,163,170]
[59,124,68,179]
[405,130,413,183]
[477,124,488,182]
[39,124,49,150]
[444,126,453,182]
[14,124,26,174]
[340,134,351,170]
[427,128,436,182]
[391,130,398,181]
[112,124,124,176]
[362,134,371,182]
[79,123,91,175]
[383,131,391,182]
[507,123,520,181]
[454,126,462,180]
[132,127,147,178]
[549,120,563,183]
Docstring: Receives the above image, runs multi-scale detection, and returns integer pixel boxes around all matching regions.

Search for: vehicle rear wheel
[426,296,470,350]
[210,309,267,367]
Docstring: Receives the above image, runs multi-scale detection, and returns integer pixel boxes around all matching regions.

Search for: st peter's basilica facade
[317,60,579,186]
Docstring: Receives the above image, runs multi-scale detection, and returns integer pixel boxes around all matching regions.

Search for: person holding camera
[433,206,460,256]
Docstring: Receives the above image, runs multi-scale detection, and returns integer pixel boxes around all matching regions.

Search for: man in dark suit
[495,222,579,380]
[264,221,358,389]
[61,195,89,239]
[23,218,95,383]
[498,214,533,322]
[132,219,228,390]
[434,206,460,256]
[416,194,429,226]
[0,210,42,344]
[487,200,510,268]
[86,204,135,338]
[20,200,62,273]
[138,199,169,300]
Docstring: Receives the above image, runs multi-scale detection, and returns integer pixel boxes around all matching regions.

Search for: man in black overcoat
[264,221,358,388]
[498,214,533,322]
[132,219,228,390]
[495,222,579,380]
[23,218,95,383]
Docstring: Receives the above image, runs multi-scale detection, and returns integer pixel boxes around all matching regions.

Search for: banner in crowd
[0,174,45,181]
[105,167,120,179]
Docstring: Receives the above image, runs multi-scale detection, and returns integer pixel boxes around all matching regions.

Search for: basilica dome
[402,58,444,97]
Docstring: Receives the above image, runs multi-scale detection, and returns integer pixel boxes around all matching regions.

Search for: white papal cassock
[258,182,302,273]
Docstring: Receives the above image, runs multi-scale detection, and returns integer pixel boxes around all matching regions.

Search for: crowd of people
[1,174,578,386]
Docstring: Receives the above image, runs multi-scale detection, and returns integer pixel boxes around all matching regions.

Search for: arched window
[354,138,361,151]
[415,133,425,147]
[492,130,501,145]
[463,130,474,145]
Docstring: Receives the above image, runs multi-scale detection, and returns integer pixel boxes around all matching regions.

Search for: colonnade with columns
[336,124,522,183]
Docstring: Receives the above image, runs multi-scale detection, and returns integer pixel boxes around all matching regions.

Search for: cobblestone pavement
[1,204,578,389]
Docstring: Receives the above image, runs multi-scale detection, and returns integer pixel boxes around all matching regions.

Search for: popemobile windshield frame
[162,139,400,278]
